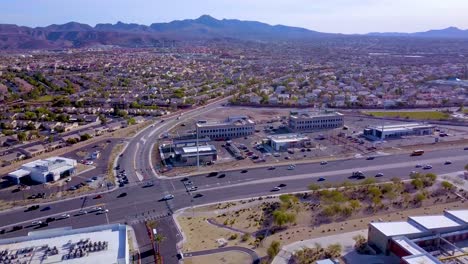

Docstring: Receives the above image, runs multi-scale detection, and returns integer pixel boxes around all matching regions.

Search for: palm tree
[154,234,166,244]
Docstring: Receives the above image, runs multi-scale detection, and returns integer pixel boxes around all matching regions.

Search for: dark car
[240,170,248,173]
[278,184,287,187]
[12,225,23,231]
[0,229,5,234]
[181,177,189,182]
[217,174,226,178]
[25,205,40,212]
[45,217,56,223]
[317,177,326,182]
[193,193,204,198]
[40,206,51,211]
[117,192,127,198]
[366,157,375,160]
[208,172,218,177]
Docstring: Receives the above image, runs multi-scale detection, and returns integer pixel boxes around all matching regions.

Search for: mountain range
[0,15,467,50]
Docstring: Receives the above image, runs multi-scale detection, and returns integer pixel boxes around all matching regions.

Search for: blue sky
[1,0,467,33]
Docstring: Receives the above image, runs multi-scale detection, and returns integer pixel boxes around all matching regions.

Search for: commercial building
[288,110,344,132]
[196,116,255,140]
[266,133,312,151]
[0,224,129,264]
[159,139,217,166]
[7,157,77,184]
[368,209,468,264]
[363,123,435,141]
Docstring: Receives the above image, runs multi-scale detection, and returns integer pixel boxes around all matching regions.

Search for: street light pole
[196,124,200,170]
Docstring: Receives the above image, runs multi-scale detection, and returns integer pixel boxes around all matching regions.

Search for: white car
[97,209,109,214]
[89,207,102,213]
[163,194,174,200]
[271,187,281,192]
[85,161,94,165]
[287,164,296,170]
[320,161,328,165]
[423,164,432,170]
[60,214,71,219]
[31,221,42,225]
[65,178,72,182]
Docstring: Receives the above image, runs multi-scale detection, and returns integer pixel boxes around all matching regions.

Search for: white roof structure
[369,123,434,132]
[182,145,215,154]
[7,169,31,178]
[0,224,128,264]
[268,133,309,143]
[403,254,440,264]
[370,222,424,236]
[445,210,468,224]
[409,215,460,230]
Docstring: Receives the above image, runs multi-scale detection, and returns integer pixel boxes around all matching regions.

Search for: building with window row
[288,110,344,132]
[196,116,255,140]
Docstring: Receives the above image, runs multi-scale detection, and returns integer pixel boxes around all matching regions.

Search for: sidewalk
[271,229,366,264]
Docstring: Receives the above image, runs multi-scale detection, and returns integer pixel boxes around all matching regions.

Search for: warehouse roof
[445,210,468,224]
[409,215,460,230]
[370,221,424,236]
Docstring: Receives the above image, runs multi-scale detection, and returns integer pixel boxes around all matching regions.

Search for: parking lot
[163,107,468,175]
[0,138,121,203]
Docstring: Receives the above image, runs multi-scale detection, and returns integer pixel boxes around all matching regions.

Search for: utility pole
[196,123,200,170]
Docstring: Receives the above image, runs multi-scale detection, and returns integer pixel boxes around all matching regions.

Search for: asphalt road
[0,99,467,263]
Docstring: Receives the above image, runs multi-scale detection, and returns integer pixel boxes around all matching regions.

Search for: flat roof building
[7,157,77,184]
[368,209,468,264]
[159,140,217,167]
[196,116,255,140]
[288,110,344,132]
[363,123,434,141]
[0,224,129,264]
[266,133,312,151]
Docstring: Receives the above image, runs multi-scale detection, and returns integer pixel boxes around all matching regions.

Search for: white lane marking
[135,171,144,181]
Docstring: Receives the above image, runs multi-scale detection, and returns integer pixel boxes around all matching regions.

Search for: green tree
[272,210,296,227]
[349,199,361,211]
[441,181,454,191]
[17,132,27,142]
[415,192,426,203]
[411,178,424,190]
[127,117,136,125]
[80,133,92,141]
[267,240,281,259]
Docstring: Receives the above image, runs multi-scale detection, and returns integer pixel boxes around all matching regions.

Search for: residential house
[19,144,46,158]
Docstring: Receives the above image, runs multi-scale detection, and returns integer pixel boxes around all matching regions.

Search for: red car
[93,194,103,199]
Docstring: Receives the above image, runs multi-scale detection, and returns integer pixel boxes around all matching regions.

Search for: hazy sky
[1,0,468,33]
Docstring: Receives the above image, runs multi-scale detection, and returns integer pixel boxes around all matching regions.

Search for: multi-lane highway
[0,98,467,263]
